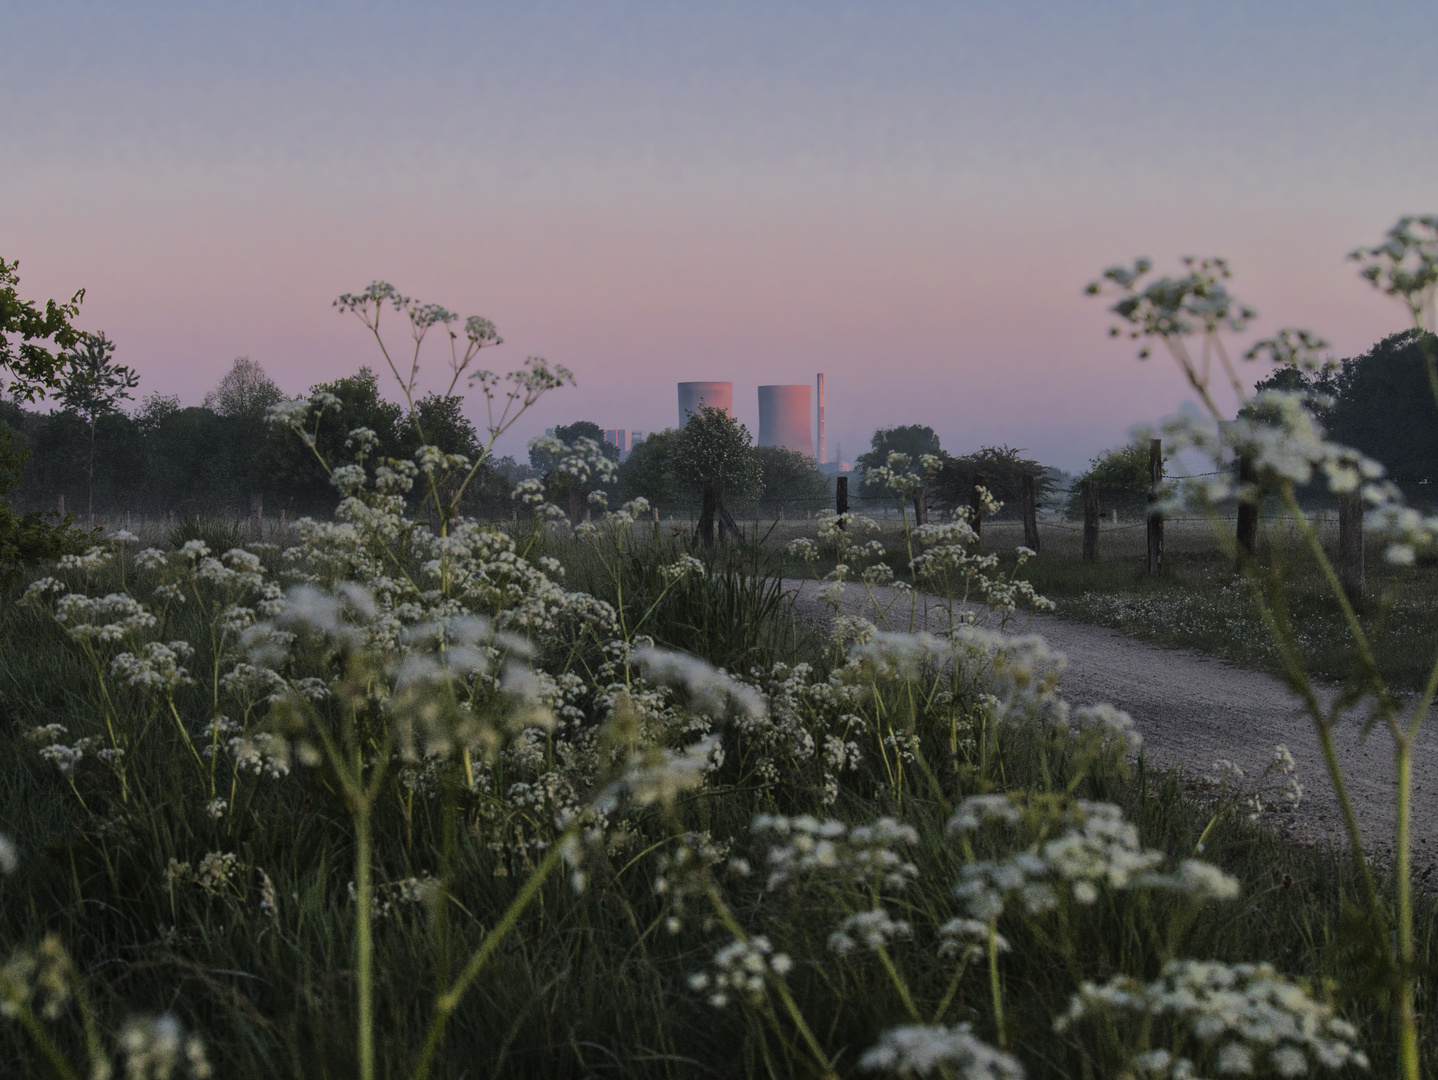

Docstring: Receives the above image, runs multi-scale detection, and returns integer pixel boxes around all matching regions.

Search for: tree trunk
[1146,438,1163,577]
[1021,474,1040,553]
[1236,454,1258,567]
[697,480,717,546]
[1082,480,1100,563]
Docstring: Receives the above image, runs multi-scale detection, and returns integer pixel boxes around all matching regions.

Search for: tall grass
[0,518,1419,1077]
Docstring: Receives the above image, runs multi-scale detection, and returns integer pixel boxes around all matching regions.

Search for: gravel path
[786,579,1438,873]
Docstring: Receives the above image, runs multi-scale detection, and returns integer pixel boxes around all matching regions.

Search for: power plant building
[677,382,733,427]
[757,384,813,457]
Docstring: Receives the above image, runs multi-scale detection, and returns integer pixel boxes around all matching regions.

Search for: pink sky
[4,2,1434,469]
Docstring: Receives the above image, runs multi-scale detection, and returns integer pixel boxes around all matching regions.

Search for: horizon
[5,1,1435,471]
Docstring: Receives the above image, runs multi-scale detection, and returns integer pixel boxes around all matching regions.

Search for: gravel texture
[786,579,1438,876]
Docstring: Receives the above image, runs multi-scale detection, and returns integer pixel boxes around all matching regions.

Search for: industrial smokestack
[816,373,826,464]
[677,382,734,428]
[758,385,813,457]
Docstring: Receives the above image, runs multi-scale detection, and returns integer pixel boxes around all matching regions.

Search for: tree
[0,257,87,579]
[203,356,284,418]
[672,406,761,543]
[931,445,1058,515]
[58,331,139,517]
[618,429,681,511]
[1067,442,1158,518]
[253,367,410,513]
[753,445,828,512]
[0,257,85,403]
[1315,331,1438,496]
[529,420,618,472]
[856,425,942,496]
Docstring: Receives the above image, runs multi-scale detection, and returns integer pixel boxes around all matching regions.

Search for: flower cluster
[1056,960,1368,1078]
[686,935,793,1009]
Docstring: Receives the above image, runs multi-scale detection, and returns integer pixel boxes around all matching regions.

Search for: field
[0,498,1425,1078]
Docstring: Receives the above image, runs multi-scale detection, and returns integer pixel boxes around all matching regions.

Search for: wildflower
[829,907,913,955]
[111,642,195,694]
[860,1023,1024,1078]
[937,918,1008,962]
[755,814,919,891]
[688,935,792,1009]
[1056,959,1367,1076]
[119,1013,213,1079]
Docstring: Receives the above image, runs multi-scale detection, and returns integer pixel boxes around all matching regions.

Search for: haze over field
[4,0,1437,468]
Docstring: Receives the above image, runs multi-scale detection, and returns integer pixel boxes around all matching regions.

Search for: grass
[0,516,1427,1077]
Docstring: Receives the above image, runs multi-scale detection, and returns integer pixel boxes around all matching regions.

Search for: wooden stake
[970,473,986,544]
[1147,438,1163,576]
[835,475,849,529]
[1021,474,1040,553]
[1082,480,1100,563]
[1338,490,1364,602]
[1236,454,1258,566]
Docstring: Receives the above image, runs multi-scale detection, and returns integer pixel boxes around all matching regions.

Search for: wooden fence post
[1236,454,1258,566]
[969,473,986,544]
[1147,438,1163,576]
[57,494,64,517]
[912,486,928,526]
[1021,474,1040,553]
[1338,490,1364,601]
[836,475,849,529]
[1082,480,1100,563]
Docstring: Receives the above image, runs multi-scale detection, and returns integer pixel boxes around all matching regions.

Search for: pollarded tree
[58,331,139,518]
[672,405,761,543]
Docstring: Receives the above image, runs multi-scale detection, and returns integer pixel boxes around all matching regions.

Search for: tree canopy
[1254,330,1438,496]
[0,257,85,403]
[931,445,1058,514]
[1068,442,1158,517]
[856,424,941,495]
[203,356,285,419]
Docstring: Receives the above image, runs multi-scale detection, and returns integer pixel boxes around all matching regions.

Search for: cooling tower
[677,382,733,427]
[758,385,813,457]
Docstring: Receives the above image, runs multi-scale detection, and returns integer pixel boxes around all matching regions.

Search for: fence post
[1338,490,1364,601]
[969,473,986,544]
[1147,438,1163,576]
[1236,454,1258,566]
[1082,480,1100,563]
[836,476,849,529]
[57,494,64,517]
[1021,474,1040,553]
[912,486,928,526]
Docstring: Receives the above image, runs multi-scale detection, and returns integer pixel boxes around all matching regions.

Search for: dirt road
[785,579,1438,872]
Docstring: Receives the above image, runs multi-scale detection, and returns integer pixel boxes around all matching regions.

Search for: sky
[4,0,1437,470]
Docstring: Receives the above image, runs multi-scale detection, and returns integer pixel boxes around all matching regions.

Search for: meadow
[0,491,1415,1079]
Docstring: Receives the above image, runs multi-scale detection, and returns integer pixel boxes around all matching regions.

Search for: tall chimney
[817,372,827,464]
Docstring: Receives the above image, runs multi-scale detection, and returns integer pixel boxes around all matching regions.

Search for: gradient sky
[4,1,1437,469]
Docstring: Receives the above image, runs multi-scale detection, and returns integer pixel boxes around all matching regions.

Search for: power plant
[596,376,849,471]
[677,382,733,427]
[757,384,813,457]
